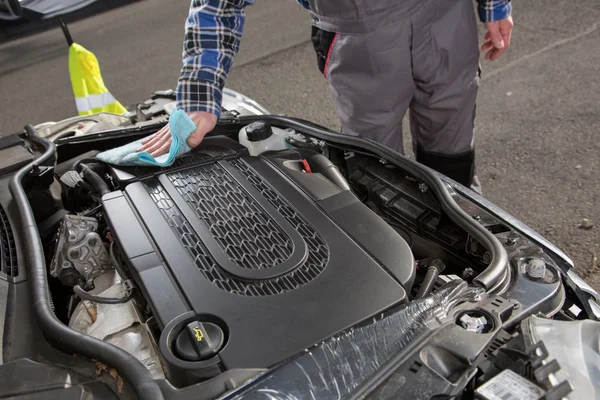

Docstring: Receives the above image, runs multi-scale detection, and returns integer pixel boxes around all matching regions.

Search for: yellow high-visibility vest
[68,43,127,116]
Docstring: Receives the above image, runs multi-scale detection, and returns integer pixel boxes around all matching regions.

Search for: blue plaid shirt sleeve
[477,0,512,23]
[176,0,254,119]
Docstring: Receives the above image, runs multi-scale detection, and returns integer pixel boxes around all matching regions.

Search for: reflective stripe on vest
[75,91,118,113]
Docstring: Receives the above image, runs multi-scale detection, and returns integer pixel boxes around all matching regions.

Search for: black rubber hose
[77,180,95,193]
[415,259,445,299]
[285,136,322,152]
[73,157,103,172]
[238,115,509,291]
[109,241,130,283]
[73,283,135,305]
[79,163,111,196]
[9,125,164,400]
[305,153,351,191]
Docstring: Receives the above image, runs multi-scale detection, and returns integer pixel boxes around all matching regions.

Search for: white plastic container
[238,121,295,156]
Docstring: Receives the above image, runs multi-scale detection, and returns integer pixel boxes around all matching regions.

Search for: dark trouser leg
[409,0,483,193]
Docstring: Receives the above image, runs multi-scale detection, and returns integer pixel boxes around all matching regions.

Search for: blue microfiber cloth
[96,109,196,167]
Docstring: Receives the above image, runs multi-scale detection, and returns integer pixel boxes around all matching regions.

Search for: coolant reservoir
[239,121,294,156]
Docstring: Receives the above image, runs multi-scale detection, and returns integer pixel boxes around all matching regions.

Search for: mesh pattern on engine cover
[168,163,293,270]
[144,159,329,296]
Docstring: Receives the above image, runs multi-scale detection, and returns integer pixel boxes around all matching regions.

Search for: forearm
[176,0,253,118]
[476,0,512,23]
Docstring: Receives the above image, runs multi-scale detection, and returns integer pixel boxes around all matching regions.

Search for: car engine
[45,130,422,386]
[8,99,582,399]
[102,137,415,384]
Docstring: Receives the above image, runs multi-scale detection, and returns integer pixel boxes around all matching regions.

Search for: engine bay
[2,98,594,399]
[99,136,416,383]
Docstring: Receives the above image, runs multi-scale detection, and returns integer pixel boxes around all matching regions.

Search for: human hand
[482,16,514,61]
[136,111,218,157]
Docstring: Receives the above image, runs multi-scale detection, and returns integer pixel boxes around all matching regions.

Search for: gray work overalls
[307,0,481,190]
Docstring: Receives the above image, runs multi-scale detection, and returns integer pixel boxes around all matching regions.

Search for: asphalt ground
[1,0,599,288]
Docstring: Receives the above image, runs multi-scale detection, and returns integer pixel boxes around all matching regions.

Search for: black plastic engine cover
[102,138,414,372]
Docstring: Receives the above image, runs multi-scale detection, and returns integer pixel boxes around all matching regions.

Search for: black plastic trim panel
[102,192,190,328]
[318,191,415,289]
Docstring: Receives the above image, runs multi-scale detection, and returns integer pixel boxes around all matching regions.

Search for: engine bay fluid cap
[245,121,273,141]
[175,321,225,361]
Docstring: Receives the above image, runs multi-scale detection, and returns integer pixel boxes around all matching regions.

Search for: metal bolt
[509,299,521,309]
[459,314,488,334]
[88,238,97,246]
[472,215,481,221]
[69,250,80,259]
[462,268,475,280]
[525,258,546,279]
[418,183,429,193]
[505,237,517,246]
